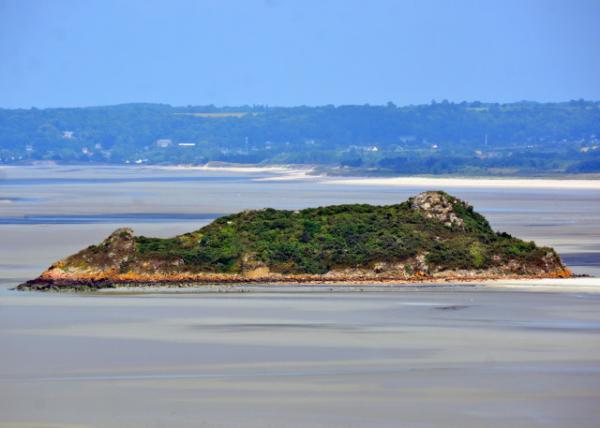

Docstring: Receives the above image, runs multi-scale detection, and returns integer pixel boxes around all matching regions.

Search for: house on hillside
[156,139,172,148]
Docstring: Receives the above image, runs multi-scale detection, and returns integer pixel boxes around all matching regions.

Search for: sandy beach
[327,175,600,190]
[154,163,314,175]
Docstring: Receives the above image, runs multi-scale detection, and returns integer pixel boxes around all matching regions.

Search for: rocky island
[18,191,571,291]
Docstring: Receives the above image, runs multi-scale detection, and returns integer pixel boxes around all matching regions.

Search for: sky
[0,0,599,108]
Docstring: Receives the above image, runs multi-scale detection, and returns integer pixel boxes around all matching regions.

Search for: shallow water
[1,166,600,427]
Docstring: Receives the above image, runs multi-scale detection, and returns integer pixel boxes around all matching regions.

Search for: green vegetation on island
[135,194,539,274]
[19,191,569,290]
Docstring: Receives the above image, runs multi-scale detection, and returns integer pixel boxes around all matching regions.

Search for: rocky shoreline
[17,270,572,292]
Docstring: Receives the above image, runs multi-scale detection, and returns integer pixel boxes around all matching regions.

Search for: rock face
[18,191,571,291]
[411,191,465,228]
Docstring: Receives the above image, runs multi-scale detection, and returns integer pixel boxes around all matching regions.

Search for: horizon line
[2,98,600,111]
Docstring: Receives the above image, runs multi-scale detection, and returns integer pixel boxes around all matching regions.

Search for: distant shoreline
[2,162,600,184]
[153,163,314,175]
[326,175,600,190]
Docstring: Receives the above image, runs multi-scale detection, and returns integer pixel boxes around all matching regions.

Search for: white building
[156,139,172,148]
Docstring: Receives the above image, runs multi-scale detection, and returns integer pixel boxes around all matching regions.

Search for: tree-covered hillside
[2,101,600,174]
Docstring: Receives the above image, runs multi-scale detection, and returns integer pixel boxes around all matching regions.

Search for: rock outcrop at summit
[411,191,466,228]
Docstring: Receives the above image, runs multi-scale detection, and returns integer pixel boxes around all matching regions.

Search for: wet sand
[1,166,600,427]
[2,288,600,427]
[87,277,600,295]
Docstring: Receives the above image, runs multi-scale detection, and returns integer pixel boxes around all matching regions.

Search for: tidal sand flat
[1,166,600,427]
[1,288,600,427]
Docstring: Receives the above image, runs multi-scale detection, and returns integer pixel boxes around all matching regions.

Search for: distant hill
[19,191,570,291]
[1,101,600,175]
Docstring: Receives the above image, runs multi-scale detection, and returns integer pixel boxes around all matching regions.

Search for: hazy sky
[1,0,599,108]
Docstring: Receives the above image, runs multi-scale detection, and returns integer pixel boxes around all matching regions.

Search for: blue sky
[1,0,599,108]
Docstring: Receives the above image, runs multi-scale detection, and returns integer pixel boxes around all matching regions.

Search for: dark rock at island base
[17,191,571,291]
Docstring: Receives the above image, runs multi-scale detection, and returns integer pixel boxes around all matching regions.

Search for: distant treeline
[1,100,599,175]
